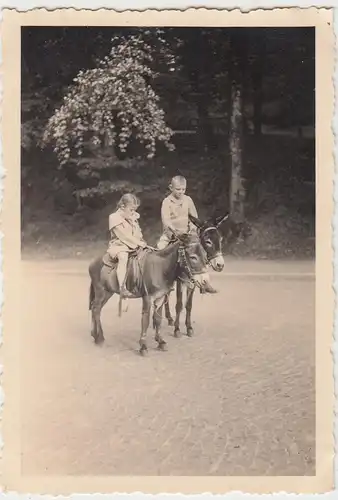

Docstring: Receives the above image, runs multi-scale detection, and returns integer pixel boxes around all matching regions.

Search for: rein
[136,225,222,300]
[171,224,222,288]
[177,244,194,283]
[138,241,205,300]
[177,240,206,289]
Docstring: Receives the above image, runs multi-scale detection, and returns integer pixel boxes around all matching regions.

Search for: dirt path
[20,259,315,476]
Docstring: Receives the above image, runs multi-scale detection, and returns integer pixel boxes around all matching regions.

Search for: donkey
[88,231,209,355]
[161,213,228,338]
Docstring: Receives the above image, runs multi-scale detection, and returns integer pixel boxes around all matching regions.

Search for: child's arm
[188,197,198,218]
[161,198,176,234]
[113,224,147,249]
[187,197,199,231]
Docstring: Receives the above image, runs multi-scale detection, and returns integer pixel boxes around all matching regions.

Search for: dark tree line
[21,27,315,226]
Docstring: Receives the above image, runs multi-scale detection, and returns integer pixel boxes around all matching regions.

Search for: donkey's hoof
[187,328,194,337]
[174,329,182,338]
[139,345,148,356]
[157,341,168,351]
[168,319,174,327]
[94,336,105,345]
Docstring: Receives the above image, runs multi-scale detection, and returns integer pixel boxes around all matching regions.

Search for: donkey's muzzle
[210,254,225,272]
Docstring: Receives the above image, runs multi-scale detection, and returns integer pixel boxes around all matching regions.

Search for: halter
[196,225,223,264]
[177,240,207,288]
[171,225,221,287]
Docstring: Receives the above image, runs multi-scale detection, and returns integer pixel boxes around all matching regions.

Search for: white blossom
[42,33,175,166]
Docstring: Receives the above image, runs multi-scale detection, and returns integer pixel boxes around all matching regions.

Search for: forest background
[21,27,315,260]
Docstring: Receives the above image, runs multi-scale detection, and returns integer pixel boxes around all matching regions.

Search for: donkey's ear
[189,213,204,229]
[214,213,229,228]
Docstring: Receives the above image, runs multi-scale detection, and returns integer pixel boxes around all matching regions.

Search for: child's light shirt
[108,209,145,257]
[160,193,198,237]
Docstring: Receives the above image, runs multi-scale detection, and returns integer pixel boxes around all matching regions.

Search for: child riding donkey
[107,178,218,299]
[107,193,151,299]
[158,175,218,294]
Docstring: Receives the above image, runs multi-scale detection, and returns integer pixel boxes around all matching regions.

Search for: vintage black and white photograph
[1,7,334,495]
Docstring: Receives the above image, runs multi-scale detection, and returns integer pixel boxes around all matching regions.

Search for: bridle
[171,224,223,288]
[177,239,207,289]
[196,225,223,264]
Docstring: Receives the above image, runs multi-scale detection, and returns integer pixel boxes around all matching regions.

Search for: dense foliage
[21,27,315,258]
[41,33,176,165]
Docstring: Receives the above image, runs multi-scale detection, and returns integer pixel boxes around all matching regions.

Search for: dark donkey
[161,213,229,337]
[88,231,209,355]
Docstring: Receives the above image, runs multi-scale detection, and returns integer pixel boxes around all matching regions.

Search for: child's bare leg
[116,252,133,298]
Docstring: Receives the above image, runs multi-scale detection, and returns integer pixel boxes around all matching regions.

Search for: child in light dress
[108,193,147,299]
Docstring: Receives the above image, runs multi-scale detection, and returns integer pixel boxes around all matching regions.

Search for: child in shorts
[158,176,217,293]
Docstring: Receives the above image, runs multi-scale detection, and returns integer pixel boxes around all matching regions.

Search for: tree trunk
[229,83,245,223]
[229,33,248,224]
[253,71,263,136]
[196,97,215,152]
[252,33,265,137]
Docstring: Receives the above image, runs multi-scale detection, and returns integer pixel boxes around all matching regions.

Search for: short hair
[117,193,140,209]
[171,175,187,186]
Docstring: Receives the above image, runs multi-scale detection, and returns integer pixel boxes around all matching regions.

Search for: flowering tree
[42,32,176,166]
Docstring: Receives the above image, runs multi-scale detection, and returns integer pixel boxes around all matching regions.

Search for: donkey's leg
[139,295,151,355]
[185,286,195,337]
[153,296,167,351]
[174,281,183,338]
[92,284,113,344]
[153,293,171,329]
[91,308,97,341]
[164,291,174,326]
[90,283,98,341]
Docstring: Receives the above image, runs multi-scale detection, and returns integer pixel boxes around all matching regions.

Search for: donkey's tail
[89,282,95,311]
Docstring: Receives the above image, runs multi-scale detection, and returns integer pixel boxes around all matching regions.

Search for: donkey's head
[176,232,209,289]
[189,213,229,272]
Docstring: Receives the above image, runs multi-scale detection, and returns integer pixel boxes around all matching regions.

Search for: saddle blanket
[102,248,151,296]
